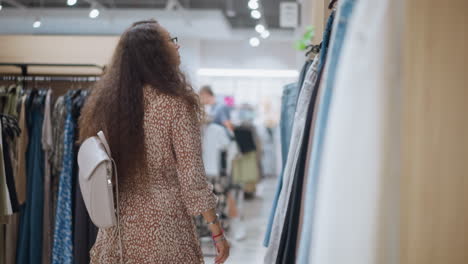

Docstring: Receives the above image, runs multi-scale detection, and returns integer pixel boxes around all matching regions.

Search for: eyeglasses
[170,37,178,45]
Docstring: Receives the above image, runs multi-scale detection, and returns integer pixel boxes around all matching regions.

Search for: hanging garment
[90,88,217,263]
[296,1,357,262]
[0,225,4,264]
[16,91,45,264]
[279,83,300,165]
[295,87,323,253]
[319,11,336,69]
[0,86,10,115]
[276,66,324,264]
[298,0,402,263]
[264,82,300,247]
[0,89,21,215]
[0,85,20,118]
[42,89,54,264]
[0,119,12,218]
[2,94,27,264]
[0,146,12,216]
[297,61,313,95]
[52,93,75,264]
[202,123,231,177]
[4,213,19,264]
[3,134,20,213]
[15,95,28,205]
[51,96,66,182]
[264,55,320,264]
[50,95,66,231]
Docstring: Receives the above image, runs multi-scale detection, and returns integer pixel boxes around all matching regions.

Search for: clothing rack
[0,76,100,82]
[0,62,104,89]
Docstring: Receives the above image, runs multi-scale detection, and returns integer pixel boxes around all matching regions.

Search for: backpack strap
[97,131,112,156]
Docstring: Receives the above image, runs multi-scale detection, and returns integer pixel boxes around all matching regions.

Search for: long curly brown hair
[79,19,201,176]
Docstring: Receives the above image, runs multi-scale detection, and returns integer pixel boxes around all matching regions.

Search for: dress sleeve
[171,100,217,216]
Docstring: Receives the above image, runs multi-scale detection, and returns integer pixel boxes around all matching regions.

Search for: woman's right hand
[214,236,230,264]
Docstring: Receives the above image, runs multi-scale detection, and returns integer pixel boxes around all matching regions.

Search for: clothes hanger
[305,42,322,57]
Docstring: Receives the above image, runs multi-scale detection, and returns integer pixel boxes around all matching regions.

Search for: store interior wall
[199,39,295,70]
[0,35,297,85]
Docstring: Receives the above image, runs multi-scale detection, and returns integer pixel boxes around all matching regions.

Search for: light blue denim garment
[297,0,357,263]
[263,82,299,247]
[279,83,301,179]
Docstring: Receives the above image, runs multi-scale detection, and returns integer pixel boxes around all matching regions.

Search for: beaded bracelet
[212,231,224,239]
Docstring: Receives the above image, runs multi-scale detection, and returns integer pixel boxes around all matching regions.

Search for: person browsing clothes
[79,19,230,264]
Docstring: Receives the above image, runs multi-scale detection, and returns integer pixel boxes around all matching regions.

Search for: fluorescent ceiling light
[251,10,261,19]
[248,0,259,10]
[198,68,299,78]
[89,8,99,18]
[249,37,260,47]
[67,0,77,6]
[255,24,265,33]
[261,30,270,39]
[33,19,41,28]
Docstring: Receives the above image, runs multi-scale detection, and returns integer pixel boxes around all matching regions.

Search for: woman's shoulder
[144,86,175,101]
[143,86,187,112]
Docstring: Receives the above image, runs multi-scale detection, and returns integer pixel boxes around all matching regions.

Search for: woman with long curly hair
[79,20,230,264]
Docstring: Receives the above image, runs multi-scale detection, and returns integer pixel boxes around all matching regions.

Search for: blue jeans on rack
[263,82,300,247]
[297,0,357,263]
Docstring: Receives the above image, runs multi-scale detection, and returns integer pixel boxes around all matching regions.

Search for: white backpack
[77,131,123,262]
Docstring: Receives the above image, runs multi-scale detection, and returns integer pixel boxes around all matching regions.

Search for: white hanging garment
[308,0,403,263]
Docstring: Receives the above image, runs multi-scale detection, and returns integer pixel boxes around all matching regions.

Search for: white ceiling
[0,8,295,40]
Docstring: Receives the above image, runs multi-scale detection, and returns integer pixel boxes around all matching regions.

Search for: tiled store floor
[204,178,276,264]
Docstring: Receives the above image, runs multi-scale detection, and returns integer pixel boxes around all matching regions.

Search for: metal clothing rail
[0,63,105,76]
[0,76,101,82]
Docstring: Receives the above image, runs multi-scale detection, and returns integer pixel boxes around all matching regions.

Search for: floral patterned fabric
[52,93,75,264]
[90,87,217,264]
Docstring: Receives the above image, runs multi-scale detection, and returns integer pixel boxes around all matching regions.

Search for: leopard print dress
[90,87,218,264]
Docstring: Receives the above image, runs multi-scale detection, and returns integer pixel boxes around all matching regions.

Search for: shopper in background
[199,86,234,132]
[78,20,229,264]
